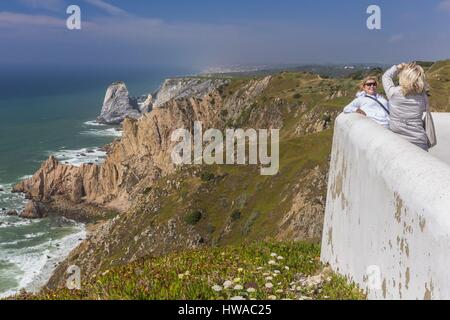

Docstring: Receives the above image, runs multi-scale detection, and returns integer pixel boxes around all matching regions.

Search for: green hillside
[427,60,450,112]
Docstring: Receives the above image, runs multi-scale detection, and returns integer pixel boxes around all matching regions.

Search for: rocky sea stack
[97,81,144,125]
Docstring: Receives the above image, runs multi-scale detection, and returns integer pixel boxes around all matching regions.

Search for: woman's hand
[397,63,407,70]
[356,108,366,116]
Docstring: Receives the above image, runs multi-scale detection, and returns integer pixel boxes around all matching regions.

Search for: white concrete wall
[321,113,450,300]
[430,113,450,165]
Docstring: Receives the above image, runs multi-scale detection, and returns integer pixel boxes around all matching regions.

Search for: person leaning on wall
[342,76,390,128]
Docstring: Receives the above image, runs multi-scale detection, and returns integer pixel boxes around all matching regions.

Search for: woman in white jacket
[382,63,429,151]
[343,76,390,128]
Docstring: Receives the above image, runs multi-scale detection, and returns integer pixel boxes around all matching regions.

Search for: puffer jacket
[382,65,428,150]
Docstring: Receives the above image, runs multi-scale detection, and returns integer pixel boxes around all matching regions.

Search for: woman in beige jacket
[382,63,429,151]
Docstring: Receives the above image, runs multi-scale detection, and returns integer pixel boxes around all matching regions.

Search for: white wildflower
[268,295,277,300]
[233,284,243,290]
[247,287,256,293]
[265,282,274,289]
[223,280,233,288]
[212,285,223,292]
[230,296,245,300]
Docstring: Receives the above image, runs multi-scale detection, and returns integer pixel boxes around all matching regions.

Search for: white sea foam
[84,120,106,127]
[23,225,86,293]
[18,175,33,181]
[24,232,46,239]
[0,182,27,212]
[80,127,123,137]
[0,218,35,229]
[51,147,107,167]
[0,221,86,298]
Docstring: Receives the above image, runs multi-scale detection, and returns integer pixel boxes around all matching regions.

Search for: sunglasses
[364,82,377,87]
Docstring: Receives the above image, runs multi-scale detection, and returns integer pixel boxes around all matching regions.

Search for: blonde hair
[359,76,379,91]
[399,63,427,95]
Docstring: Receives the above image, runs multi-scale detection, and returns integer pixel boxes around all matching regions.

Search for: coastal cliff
[11,71,359,288]
[13,76,273,212]
[15,59,450,291]
[8,60,450,299]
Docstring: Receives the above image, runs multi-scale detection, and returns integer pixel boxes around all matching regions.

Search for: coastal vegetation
[13,242,364,300]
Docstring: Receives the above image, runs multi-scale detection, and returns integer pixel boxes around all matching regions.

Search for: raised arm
[383,63,409,99]
[382,65,399,99]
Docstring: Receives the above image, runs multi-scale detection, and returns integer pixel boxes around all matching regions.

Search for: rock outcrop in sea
[97,81,142,125]
[19,200,44,219]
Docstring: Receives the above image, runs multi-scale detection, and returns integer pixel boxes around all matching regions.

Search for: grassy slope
[427,60,450,112]
[102,72,355,261]
[158,129,334,244]
[15,242,364,300]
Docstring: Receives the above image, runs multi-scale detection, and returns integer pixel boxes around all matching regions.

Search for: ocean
[0,65,191,297]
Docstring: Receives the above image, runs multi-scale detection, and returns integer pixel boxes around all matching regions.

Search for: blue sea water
[0,66,191,296]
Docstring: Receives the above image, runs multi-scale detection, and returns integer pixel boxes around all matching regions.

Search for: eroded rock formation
[97,81,141,124]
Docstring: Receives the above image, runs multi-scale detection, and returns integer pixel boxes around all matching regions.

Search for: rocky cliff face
[97,81,141,124]
[96,78,231,125]
[152,78,230,108]
[14,76,270,213]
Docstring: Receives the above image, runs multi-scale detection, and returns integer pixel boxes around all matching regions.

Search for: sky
[1,0,450,70]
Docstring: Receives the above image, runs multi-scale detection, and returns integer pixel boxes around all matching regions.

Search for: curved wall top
[321,113,450,299]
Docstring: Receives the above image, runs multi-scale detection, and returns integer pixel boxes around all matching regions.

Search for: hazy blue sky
[1,0,450,70]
